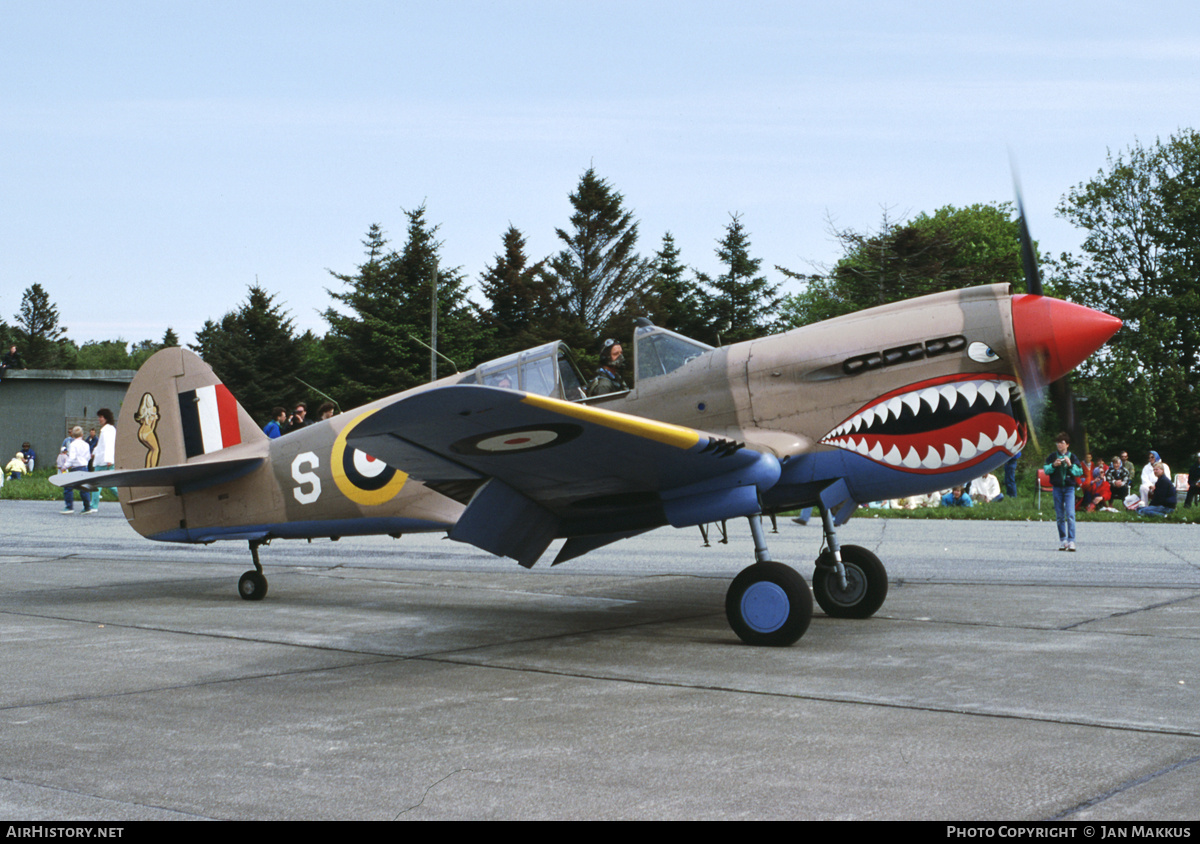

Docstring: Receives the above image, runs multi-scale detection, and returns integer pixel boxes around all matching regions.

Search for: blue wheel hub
[741,581,790,633]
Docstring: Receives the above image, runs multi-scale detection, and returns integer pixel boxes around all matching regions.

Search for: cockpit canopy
[467,323,713,402]
[468,341,589,401]
[634,321,712,382]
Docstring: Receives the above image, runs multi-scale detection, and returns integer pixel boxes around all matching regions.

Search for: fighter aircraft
[55,261,1120,647]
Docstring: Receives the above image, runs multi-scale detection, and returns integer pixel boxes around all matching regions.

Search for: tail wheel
[238,570,268,601]
[812,545,887,618]
[725,561,813,646]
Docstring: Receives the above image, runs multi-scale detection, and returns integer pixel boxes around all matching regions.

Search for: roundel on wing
[331,411,408,505]
[451,423,583,456]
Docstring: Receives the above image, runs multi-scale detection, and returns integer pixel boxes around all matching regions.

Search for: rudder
[116,347,264,473]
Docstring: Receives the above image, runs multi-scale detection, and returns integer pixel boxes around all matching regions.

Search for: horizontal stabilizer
[51,457,264,493]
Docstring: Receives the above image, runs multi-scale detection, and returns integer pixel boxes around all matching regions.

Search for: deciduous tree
[1053,129,1200,463]
[777,203,1025,329]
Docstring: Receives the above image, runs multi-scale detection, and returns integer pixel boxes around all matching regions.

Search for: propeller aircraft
[55,228,1121,647]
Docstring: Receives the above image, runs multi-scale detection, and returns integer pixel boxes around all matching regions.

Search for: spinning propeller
[1008,175,1121,454]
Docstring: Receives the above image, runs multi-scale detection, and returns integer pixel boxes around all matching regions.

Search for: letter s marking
[292,452,321,504]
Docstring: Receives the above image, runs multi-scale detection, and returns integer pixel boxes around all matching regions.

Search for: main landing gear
[238,539,269,601]
[724,505,889,646]
[724,516,812,646]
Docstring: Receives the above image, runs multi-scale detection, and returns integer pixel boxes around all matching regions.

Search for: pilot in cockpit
[589,338,628,396]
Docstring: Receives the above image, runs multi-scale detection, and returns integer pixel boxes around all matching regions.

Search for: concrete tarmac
[2,500,1198,820]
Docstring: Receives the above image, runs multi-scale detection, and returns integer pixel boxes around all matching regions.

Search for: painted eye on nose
[968,342,1000,363]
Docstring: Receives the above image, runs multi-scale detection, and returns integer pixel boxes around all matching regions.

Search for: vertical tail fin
[117,347,265,472]
[114,347,267,541]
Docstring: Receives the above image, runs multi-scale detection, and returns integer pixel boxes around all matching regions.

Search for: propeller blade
[1012,348,1045,457]
[1012,175,1044,297]
[1008,166,1121,453]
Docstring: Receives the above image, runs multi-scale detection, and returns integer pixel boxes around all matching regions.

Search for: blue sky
[3,1,1196,345]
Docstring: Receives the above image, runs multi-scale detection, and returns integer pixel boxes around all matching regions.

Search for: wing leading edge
[347,385,781,566]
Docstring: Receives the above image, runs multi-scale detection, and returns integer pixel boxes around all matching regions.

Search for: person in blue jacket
[263,407,286,439]
[941,486,974,507]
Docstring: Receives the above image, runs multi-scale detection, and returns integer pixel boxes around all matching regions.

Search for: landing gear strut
[724,516,813,646]
[238,539,269,601]
[810,504,887,618]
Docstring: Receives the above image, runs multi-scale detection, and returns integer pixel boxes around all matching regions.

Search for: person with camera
[1044,432,1084,551]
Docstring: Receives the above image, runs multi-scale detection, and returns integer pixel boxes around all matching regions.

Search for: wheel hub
[825,564,866,605]
[741,581,790,633]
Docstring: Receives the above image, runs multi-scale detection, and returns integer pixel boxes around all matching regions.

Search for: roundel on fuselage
[331,410,408,505]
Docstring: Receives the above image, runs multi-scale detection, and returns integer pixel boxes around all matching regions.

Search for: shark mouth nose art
[821,375,1026,473]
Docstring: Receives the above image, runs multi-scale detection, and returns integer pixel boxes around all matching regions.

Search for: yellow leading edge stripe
[521,393,701,450]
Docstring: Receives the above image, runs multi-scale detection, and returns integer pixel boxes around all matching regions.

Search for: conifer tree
[694,214,781,345]
[548,168,651,350]
[191,285,313,422]
[13,283,68,367]
[643,232,707,338]
[324,209,482,407]
[477,225,554,358]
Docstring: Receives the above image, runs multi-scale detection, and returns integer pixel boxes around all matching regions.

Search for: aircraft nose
[1011,294,1122,383]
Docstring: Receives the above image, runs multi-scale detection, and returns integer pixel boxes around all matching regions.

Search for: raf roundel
[331,411,408,505]
[451,423,582,456]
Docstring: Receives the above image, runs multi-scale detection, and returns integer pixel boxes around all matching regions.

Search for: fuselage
[117,283,1120,546]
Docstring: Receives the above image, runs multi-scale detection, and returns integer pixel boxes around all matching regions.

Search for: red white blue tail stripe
[179,385,242,458]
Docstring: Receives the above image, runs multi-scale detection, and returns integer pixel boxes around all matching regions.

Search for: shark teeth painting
[820,375,1026,474]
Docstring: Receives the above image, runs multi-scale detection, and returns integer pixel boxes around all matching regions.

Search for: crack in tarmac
[1047,753,1200,820]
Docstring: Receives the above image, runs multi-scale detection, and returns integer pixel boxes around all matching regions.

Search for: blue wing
[347,385,781,566]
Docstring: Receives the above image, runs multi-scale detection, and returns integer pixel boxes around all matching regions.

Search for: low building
[0,370,135,468]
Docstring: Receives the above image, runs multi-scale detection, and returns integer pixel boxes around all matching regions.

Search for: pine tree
[13,283,68,367]
[694,214,781,345]
[548,168,651,350]
[190,285,312,422]
[476,225,554,358]
[325,210,483,407]
[643,232,707,338]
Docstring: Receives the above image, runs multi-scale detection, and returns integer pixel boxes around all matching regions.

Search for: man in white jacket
[92,408,118,507]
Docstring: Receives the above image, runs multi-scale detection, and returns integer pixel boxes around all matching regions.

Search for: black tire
[725,561,813,646]
[812,545,887,618]
[238,570,268,601]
